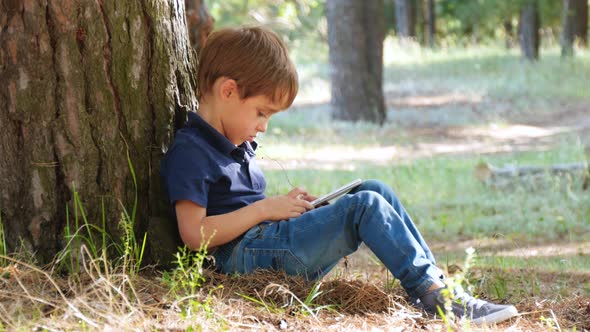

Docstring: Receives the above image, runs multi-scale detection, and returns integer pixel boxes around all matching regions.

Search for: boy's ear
[219,78,238,100]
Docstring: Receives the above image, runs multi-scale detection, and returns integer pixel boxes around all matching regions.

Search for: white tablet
[311,179,363,207]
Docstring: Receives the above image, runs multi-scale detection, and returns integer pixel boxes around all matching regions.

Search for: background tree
[186,0,214,53]
[0,1,199,264]
[394,0,416,38]
[519,0,541,61]
[571,0,588,47]
[326,0,386,124]
[562,0,577,56]
[425,0,436,48]
[560,0,588,57]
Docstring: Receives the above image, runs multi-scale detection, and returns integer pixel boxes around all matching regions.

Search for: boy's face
[222,93,283,145]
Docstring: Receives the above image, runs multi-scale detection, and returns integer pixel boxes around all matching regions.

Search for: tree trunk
[185,0,214,53]
[326,0,386,124]
[394,0,415,38]
[0,0,198,265]
[519,0,540,61]
[425,0,436,48]
[562,0,576,57]
[504,20,515,49]
[572,0,588,47]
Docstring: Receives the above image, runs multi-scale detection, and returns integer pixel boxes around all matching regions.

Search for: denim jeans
[212,179,442,298]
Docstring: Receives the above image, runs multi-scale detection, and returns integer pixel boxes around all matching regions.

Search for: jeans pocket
[244,222,271,240]
[243,247,307,276]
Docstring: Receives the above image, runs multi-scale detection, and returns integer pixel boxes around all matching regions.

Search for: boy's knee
[363,179,402,201]
[361,179,387,191]
[348,190,387,209]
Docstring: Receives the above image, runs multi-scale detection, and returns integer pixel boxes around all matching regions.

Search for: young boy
[160,26,518,325]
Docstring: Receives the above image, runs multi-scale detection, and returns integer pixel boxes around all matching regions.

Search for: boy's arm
[176,188,314,250]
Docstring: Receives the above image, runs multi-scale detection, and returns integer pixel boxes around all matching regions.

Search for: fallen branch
[474,162,589,189]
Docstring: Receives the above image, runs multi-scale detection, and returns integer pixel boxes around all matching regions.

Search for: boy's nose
[257,120,268,133]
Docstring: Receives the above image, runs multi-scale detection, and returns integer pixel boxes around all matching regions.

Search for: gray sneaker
[419,288,519,325]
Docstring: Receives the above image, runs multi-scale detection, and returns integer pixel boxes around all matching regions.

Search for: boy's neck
[196,100,224,137]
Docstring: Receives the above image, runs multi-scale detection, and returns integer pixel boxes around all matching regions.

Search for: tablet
[311,179,363,207]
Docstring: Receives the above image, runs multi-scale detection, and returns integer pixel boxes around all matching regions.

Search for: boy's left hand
[288,188,319,205]
[297,193,318,202]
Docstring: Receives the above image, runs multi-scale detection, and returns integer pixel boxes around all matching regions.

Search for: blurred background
[186,2,590,276]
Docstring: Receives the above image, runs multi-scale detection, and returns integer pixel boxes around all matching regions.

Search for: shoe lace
[454,292,488,310]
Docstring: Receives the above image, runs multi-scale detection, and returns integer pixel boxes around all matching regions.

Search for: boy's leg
[212,180,519,324]
[215,183,441,299]
[349,180,437,264]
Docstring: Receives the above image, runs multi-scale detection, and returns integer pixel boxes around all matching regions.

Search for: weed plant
[160,236,222,325]
[238,280,336,320]
[56,152,146,276]
[162,243,212,296]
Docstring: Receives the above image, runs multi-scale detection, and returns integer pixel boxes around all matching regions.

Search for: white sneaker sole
[471,305,519,325]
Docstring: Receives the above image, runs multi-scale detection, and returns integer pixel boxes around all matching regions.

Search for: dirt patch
[261,94,590,170]
[385,92,590,153]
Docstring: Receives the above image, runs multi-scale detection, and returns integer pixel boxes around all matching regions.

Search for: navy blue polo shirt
[160,111,266,216]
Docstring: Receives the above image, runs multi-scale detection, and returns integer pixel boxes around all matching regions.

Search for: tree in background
[186,0,214,53]
[394,0,416,38]
[562,0,578,56]
[0,1,198,264]
[561,0,588,55]
[572,0,588,47]
[519,0,540,61]
[425,0,436,48]
[326,0,386,124]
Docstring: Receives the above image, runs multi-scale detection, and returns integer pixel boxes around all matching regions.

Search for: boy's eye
[257,111,267,118]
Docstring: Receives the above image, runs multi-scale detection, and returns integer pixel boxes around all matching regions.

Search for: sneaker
[419,288,518,325]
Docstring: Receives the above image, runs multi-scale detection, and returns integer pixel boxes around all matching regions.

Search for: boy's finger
[288,187,308,198]
[297,200,314,210]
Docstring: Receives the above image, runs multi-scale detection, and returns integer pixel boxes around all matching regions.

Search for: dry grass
[1,248,589,331]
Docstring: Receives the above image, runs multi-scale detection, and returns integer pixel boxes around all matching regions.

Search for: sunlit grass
[296,39,590,109]
[261,135,589,243]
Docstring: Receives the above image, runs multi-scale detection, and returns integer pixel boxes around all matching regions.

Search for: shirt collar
[187,111,258,160]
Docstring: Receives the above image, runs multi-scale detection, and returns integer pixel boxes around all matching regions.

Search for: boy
[160,26,518,325]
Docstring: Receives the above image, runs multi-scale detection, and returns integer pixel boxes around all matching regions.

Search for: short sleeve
[161,143,212,207]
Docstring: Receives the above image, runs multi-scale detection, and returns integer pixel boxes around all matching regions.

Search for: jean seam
[244,247,308,273]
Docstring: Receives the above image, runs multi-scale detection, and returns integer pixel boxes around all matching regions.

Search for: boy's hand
[257,187,314,220]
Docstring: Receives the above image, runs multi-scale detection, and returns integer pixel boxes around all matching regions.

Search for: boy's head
[197,26,298,109]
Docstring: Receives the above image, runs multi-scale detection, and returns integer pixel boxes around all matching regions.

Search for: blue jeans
[212,179,442,298]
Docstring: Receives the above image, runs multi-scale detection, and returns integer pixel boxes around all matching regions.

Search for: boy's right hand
[256,187,314,221]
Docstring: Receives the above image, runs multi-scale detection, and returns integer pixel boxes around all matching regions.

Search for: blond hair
[197,26,298,109]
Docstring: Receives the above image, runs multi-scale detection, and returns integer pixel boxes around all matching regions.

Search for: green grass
[261,137,589,242]
[381,43,590,100]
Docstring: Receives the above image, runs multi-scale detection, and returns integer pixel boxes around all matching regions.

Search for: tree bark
[425,0,436,48]
[519,0,540,61]
[0,0,198,264]
[185,0,213,53]
[326,0,386,124]
[572,0,588,47]
[394,0,415,38]
[504,20,515,49]
[562,0,576,57]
